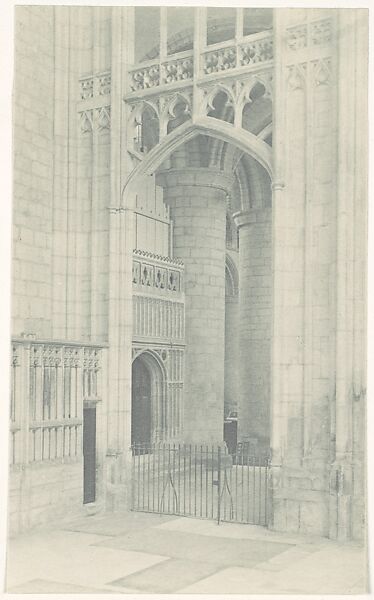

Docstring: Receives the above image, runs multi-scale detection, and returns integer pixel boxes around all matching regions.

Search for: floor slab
[6,511,367,595]
[94,526,292,569]
[110,558,221,594]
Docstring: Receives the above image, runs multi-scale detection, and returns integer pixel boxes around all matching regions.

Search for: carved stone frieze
[133,249,184,267]
[12,345,20,367]
[42,345,62,367]
[99,73,111,96]
[30,344,43,367]
[63,347,81,368]
[79,71,111,100]
[286,18,332,51]
[83,347,101,371]
[311,19,332,46]
[132,253,183,294]
[79,76,94,100]
[286,25,308,51]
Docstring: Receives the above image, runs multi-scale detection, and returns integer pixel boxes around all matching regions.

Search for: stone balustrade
[128,51,194,92]
[10,338,106,466]
[238,34,273,66]
[162,54,194,85]
[203,44,237,74]
[79,29,274,105]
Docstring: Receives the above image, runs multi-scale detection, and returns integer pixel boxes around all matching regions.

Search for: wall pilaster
[271,8,336,536]
[271,8,367,539]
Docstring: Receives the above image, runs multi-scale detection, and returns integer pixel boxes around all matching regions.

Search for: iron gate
[131,443,269,525]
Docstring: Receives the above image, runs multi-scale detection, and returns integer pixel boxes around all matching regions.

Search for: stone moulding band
[133,248,184,267]
[12,336,108,349]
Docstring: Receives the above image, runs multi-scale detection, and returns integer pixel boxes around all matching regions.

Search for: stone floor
[6,510,368,594]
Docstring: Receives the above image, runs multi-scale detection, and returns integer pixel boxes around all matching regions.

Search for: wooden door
[131,359,152,447]
[83,406,96,504]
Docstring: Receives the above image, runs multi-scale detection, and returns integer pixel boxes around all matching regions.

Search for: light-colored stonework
[11,7,367,544]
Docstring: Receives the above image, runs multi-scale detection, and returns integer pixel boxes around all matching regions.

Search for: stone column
[234,208,272,454]
[157,168,231,443]
[224,276,239,416]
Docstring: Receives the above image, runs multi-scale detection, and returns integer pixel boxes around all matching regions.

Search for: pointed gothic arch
[131,349,167,445]
[122,117,273,210]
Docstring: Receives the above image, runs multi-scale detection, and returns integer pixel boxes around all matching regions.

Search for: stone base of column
[269,463,330,537]
[104,451,130,512]
[269,459,363,541]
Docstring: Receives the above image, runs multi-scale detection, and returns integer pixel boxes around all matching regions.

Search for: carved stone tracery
[79,106,111,134]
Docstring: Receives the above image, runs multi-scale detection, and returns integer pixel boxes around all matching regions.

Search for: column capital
[271,181,285,192]
[232,207,272,229]
[156,168,234,195]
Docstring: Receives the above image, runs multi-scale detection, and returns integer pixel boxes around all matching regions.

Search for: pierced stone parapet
[239,36,274,66]
[130,64,161,92]
[203,46,237,74]
[162,56,194,84]
[129,53,194,92]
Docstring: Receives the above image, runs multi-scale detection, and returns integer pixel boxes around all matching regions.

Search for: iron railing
[131,442,269,526]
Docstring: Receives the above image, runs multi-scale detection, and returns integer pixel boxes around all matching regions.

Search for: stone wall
[13,6,55,338]
[11,7,112,534]
[9,462,83,535]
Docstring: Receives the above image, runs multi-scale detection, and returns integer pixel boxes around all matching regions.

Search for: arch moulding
[131,348,168,381]
[121,117,273,209]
